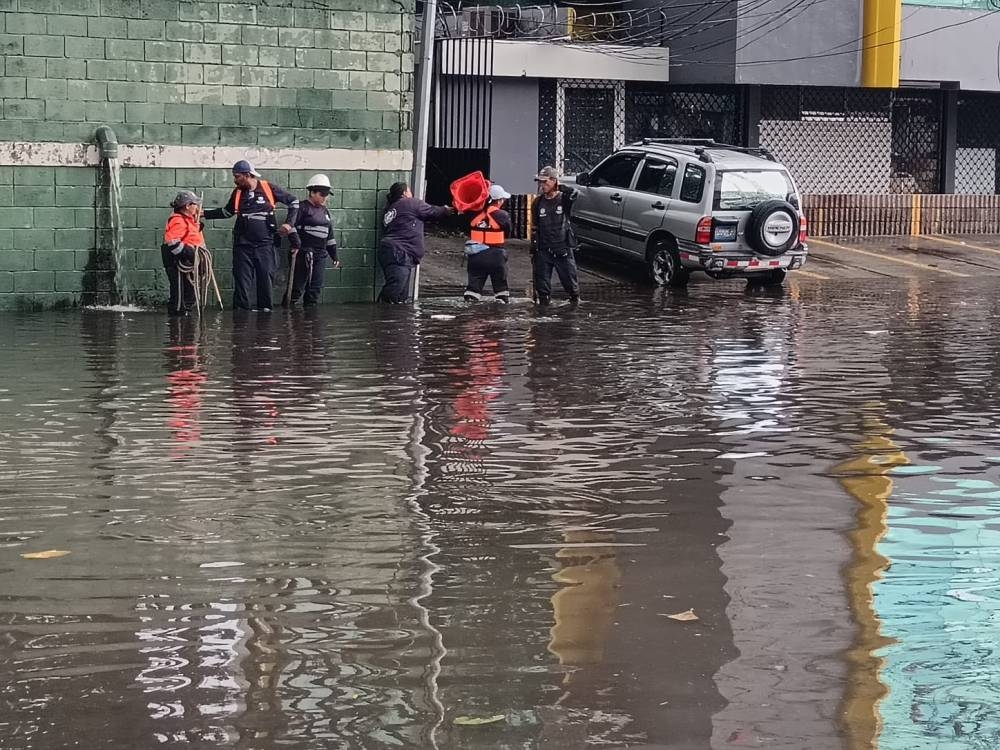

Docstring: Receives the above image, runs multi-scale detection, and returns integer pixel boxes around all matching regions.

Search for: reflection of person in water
[449,321,505,445]
[230,312,282,448]
[164,315,207,459]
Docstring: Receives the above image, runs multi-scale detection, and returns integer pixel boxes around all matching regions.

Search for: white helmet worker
[307,174,331,191]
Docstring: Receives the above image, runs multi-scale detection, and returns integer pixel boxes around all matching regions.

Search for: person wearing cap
[203,160,300,311]
[530,165,580,305]
[281,173,340,307]
[161,191,206,315]
[463,183,513,303]
[378,182,455,304]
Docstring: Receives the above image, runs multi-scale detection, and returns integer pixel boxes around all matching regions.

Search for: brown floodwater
[3,278,1000,749]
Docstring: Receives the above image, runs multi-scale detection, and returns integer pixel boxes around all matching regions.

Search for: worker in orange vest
[464,184,513,303]
[161,191,206,316]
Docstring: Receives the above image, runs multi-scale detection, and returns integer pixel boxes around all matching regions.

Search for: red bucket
[450,171,491,213]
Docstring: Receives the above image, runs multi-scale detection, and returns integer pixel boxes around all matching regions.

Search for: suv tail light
[798,215,808,245]
[695,217,713,245]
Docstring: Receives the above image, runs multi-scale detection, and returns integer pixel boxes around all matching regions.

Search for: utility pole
[412,0,438,201]
[409,0,438,302]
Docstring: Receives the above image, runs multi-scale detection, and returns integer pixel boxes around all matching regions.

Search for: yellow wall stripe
[861,0,901,88]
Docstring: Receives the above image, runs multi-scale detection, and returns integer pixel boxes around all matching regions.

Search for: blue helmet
[232,159,260,177]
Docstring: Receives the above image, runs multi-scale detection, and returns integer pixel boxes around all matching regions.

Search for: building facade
[0,0,415,311]
[428,0,1000,213]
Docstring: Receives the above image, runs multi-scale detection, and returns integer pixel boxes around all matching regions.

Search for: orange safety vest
[470,205,505,246]
[164,212,206,248]
[234,180,275,214]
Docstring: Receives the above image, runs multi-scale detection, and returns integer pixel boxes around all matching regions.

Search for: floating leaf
[664,608,699,622]
[21,549,71,560]
[453,714,506,726]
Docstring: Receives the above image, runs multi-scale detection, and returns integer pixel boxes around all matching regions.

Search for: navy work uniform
[379,193,452,304]
[204,161,299,311]
[530,167,580,305]
[287,196,338,306]
[464,183,513,303]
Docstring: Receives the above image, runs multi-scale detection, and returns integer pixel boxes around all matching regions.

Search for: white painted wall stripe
[0,141,413,172]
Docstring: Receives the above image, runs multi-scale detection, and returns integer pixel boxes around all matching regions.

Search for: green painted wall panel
[0,0,414,310]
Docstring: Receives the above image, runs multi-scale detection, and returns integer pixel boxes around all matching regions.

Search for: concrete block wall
[0,0,416,311]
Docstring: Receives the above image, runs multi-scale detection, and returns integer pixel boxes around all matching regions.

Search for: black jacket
[289,200,337,261]
[531,186,578,253]
[380,197,451,263]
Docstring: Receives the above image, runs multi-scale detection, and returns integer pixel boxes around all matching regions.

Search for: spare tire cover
[747,200,798,257]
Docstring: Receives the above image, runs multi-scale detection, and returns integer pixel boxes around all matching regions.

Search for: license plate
[713,225,737,242]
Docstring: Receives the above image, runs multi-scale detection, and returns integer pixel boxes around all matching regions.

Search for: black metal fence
[534,82,971,195]
[956,93,1000,194]
[538,80,743,175]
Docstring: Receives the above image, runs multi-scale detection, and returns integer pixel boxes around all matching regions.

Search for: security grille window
[591,153,642,189]
[680,164,706,203]
[539,82,742,177]
[635,159,678,197]
[956,93,1000,194]
[555,80,625,175]
[625,85,742,146]
[759,86,941,194]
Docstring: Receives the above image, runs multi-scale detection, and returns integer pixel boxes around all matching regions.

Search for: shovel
[284,246,298,307]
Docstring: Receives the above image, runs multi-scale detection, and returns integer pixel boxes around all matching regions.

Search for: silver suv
[569,139,808,287]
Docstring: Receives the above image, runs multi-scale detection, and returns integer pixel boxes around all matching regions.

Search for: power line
[429,0,999,72]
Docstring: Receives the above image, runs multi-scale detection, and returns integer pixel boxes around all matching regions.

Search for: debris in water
[662,609,699,622]
[21,549,71,560]
[453,714,506,726]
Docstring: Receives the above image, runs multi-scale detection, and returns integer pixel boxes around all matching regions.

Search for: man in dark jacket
[378,182,454,303]
[283,173,339,307]
[464,183,513,303]
[203,160,299,311]
[530,165,580,306]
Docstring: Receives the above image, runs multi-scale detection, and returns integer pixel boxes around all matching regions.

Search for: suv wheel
[647,238,689,288]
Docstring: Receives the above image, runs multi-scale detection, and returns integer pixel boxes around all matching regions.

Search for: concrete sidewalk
[418,232,1000,295]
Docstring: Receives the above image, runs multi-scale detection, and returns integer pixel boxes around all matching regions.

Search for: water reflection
[8,280,1000,747]
[833,407,904,749]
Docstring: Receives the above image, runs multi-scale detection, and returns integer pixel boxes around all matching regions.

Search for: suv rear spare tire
[747,200,798,257]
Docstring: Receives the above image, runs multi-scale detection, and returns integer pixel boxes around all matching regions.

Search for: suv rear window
[714,170,795,210]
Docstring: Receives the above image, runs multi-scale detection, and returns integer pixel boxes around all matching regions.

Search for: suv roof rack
[635,137,777,164]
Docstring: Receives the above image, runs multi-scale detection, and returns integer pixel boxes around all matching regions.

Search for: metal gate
[426,36,494,205]
[557,80,624,174]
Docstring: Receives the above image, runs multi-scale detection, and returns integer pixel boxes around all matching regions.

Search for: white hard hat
[307,173,331,190]
[489,184,511,201]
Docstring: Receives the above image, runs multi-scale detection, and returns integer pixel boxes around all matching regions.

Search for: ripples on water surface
[3,278,1000,748]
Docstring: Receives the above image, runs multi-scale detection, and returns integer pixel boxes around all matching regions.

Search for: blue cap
[232,159,260,177]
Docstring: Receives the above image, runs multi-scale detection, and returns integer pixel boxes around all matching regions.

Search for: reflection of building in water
[547,530,620,676]
[706,297,860,749]
[831,407,906,750]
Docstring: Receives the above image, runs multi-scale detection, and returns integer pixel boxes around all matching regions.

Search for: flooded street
[3,277,1000,749]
